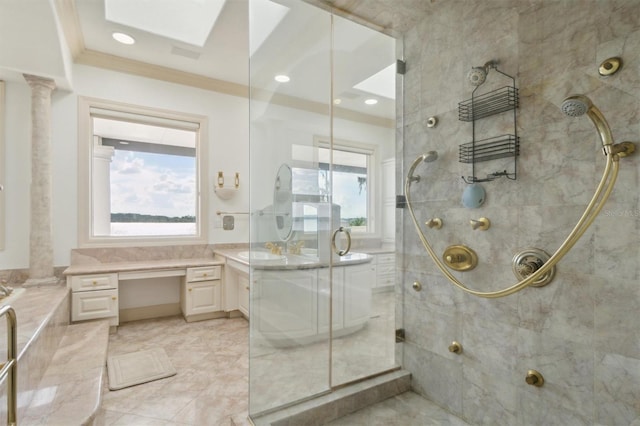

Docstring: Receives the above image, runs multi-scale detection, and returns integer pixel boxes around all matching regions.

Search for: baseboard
[183,310,228,323]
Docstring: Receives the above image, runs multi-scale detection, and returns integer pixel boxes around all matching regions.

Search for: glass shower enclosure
[248,0,399,418]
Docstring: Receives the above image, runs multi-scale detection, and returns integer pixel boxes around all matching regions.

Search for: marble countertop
[63,258,224,276]
[215,248,373,270]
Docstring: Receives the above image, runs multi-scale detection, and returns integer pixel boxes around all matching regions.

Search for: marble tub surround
[21,319,110,426]
[399,0,640,424]
[0,285,69,422]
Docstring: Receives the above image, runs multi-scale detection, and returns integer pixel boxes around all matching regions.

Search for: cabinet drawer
[186,266,221,282]
[72,289,118,321]
[70,273,118,292]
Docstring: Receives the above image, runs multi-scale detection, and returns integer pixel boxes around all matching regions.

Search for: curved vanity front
[217,249,375,347]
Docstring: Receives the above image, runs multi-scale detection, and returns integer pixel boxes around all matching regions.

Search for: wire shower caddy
[459,67,519,183]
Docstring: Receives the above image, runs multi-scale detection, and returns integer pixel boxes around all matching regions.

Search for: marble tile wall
[399,1,640,425]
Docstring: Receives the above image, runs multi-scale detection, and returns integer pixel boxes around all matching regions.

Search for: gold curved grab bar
[404,152,620,298]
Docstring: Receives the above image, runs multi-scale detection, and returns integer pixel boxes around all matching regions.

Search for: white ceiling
[0,0,398,120]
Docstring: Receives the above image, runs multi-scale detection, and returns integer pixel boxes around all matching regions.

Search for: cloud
[109,150,196,217]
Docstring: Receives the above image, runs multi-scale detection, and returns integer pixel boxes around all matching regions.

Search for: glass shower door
[330,13,398,388]
[248,0,399,418]
[248,0,333,416]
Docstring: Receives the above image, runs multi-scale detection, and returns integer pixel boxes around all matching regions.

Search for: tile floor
[95,315,250,425]
[94,291,466,425]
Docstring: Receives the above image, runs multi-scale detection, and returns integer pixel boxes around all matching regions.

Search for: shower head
[407,151,438,184]
[467,60,497,86]
[561,95,593,117]
[467,67,487,86]
[561,94,613,147]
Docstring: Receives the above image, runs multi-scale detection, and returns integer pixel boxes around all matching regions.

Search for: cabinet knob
[92,281,97,285]
[203,273,208,277]
[111,296,117,300]
[188,288,192,292]
[245,286,250,291]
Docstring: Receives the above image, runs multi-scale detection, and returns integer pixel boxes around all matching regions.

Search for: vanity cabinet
[181,266,222,322]
[237,274,250,317]
[343,263,375,328]
[224,258,250,318]
[69,273,119,325]
[254,269,318,342]
[255,261,374,345]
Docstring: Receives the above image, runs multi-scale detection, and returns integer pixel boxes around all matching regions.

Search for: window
[78,98,208,246]
[291,139,376,235]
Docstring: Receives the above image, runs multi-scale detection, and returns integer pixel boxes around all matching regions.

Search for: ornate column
[24,74,58,285]
[92,142,114,236]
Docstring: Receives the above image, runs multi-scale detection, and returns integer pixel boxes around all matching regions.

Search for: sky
[110,149,196,218]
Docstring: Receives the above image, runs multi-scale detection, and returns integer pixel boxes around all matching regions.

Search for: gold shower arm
[404,152,619,298]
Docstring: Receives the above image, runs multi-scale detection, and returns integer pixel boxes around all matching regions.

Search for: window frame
[77,96,209,247]
[293,136,379,238]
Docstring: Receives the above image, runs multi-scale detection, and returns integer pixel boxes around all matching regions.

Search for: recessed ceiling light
[274,75,290,83]
[112,32,135,45]
[333,98,342,105]
[364,98,378,105]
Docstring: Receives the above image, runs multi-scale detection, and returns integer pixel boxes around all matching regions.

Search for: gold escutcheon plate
[442,245,478,271]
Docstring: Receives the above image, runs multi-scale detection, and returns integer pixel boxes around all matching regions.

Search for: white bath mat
[107,347,176,390]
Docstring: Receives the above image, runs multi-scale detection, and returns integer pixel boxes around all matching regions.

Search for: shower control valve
[425,218,443,229]
[442,245,478,271]
[470,217,490,231]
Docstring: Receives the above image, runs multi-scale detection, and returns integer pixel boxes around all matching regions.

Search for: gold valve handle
[425,218,442,229]
[470,217,490,231]
[331,227,352,256]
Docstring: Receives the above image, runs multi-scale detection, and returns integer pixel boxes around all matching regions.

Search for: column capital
[23,74,56,92]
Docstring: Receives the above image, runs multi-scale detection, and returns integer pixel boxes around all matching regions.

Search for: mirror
[273,163,293,241]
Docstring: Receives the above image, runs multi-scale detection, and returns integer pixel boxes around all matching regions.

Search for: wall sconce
[214,171,240,200]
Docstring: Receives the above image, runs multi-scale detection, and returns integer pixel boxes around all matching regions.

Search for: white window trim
[77,96,209,247]
[311,135,379,239]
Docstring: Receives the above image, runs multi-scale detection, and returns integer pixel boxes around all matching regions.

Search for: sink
[237,251,286,261]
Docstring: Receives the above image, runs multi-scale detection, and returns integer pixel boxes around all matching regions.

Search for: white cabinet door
[317,267,344,334]
[184,280,222,315]
[343,263,374,328]
[72,289,118,322]
[238,274,250,317]
[254,269,317,340]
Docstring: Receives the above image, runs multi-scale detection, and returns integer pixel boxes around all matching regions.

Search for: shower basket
[459,67,519,183]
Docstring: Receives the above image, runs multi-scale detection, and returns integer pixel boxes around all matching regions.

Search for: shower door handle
[331,227,352,256]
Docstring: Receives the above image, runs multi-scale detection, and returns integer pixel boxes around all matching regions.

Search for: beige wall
[399,1,640,424]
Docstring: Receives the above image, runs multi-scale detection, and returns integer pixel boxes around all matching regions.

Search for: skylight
[105,0,227,47]
[353,63,396,100]
[249,0,289,56]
